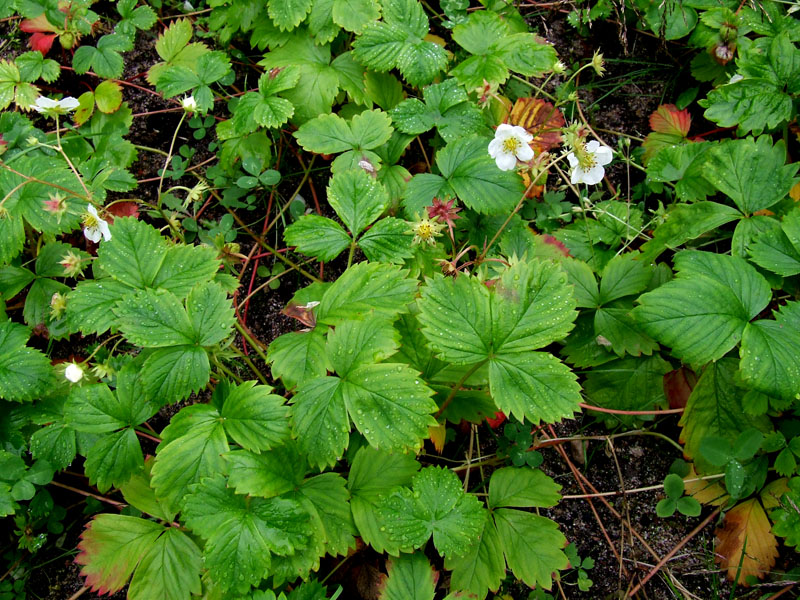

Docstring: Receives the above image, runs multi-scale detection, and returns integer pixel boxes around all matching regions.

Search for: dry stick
[544,427,630,578]
[627,507,722,598]
[50,481,126,508]
[765,584,797,600]
[579,402,684,415]
[67,586,89,600]
[608,438,631,587]
[562,474,725,500]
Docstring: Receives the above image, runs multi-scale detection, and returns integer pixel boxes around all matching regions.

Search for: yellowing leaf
[508,98,565,154]
[429,422,446,454]
[790,181,800,202]
[715,499,777,584]
[684,464,728,507]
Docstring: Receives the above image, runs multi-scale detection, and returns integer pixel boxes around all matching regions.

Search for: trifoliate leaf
[97,217,168,289]
[127,527,202,600]
[703,136,798,215]
[487,467,562,509]
[352,0,448,86]
[72,34,132,79]
[186,282,235,346]
[740,301,800,403]
[315,262,417,325]
[380,466,486,558]
[292,377,349,469]
[646,142,718,203]
[115,288,195,347]
[269,329,330,390]
[151,406,229,512]
[633,251,771,365]
[598,253,653,305]
[494,508,568,590]
[15,51,60,83]
[67,279,131,335]
[220,381,291,452]
[150,244,221,298]
[148,19,209,86]
[348,446,420,555]
[380,552,436,600]
[679,359,771,470]
[65,372,155,433]
[140,345,210,405]
[700,79,792,134]
[293,472,357,559]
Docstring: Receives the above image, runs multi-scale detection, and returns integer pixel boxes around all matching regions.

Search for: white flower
[181,95,197,112]
[83,204,111,243]
[64,362,84,383]
[728,74,744,84]
[488,124,534,171]
[32,96,80,116]
[567,140,613,186]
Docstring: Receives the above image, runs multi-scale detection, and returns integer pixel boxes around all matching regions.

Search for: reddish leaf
[106,202,140,220]
[642,104,692,164]
[29,32,58,54]
[20,14,59,55]
[485,411,506,429]
[649,104,691,137]
[540,234,570,258]
[663,367,697,409]
[75,514,164,595]
[282,301,318,328]
[508,98,565,154]
[715,499,778,584]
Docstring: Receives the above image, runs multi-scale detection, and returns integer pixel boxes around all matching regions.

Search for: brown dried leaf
[663,367,697,410]
[508,98,565,153]
[685,464,728,507]
[715,498,778,584]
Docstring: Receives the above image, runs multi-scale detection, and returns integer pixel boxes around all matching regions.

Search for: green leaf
[487,467,561,509]
[489,351,581,424]
[120,458,174,521]
[221,381,291,452]
[679,359,772,469]
[328,168,390,236]
[0,266,34,300]
[293,472,357,559]
[151,405,229,512]
[315,262,417,325]
[0,320,53,402]
[333,0,381,33]
[411,137,525,216]
[115,288,195,347]
[327,319,400,377]
[446,515,505,599]
[633,251,771,365]
[284,216,351,262]
[380,466,486,558]
[599,253,653,305]
[15,51,60,83]
[150,244,221,298]
[65,375,154,433]
[76,514,164,595]
[699,79,792,134]
[359,217,414,263]
[182,475,310,593]
[97,217,167,289]
[94,80,122,113]
[84,428,143,492]
[703,136,798,214]
[494,508,568,590]
[390,79,485,143]
[292,377,349,469]
[380,552,435,600]
[268,329,330,390]
[72,34,132,79]
[66,279,131,335]
[646,142,718,203]
[637,201,742,263]
[740,301,800,403]
[583,356,671,427]
[142,345,210,404]
[128,528,202,600]
[30,422,76,471]
[348,446,420,555]
[186,282,234,346]
[561,258,600,309]
[226,445,306,498]
[268,0,313,31]
[352,0,448,86]
[148,18,209,86]
[594,305,659,358]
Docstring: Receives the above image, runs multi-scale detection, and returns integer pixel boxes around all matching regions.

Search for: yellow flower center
[83,212,100,229]
[502,137,521,153]
[415,222,434,239]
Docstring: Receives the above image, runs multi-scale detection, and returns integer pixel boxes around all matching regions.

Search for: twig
[50,481,126,508]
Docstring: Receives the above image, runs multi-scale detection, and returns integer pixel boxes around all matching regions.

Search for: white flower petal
[59,97,80,110]
[98,221,112,241]
[84,226,101,243]
[488,138,504,157]
[65,363,84,383]
[594,145,613,166]
[567,152,579,168]
[495,123,515,135]
[570,167,582,185]
[586,140,600,153]
[515,143,534,162]
[495,152,518,171]
[87,204,99,218]
[582,165,605,185]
